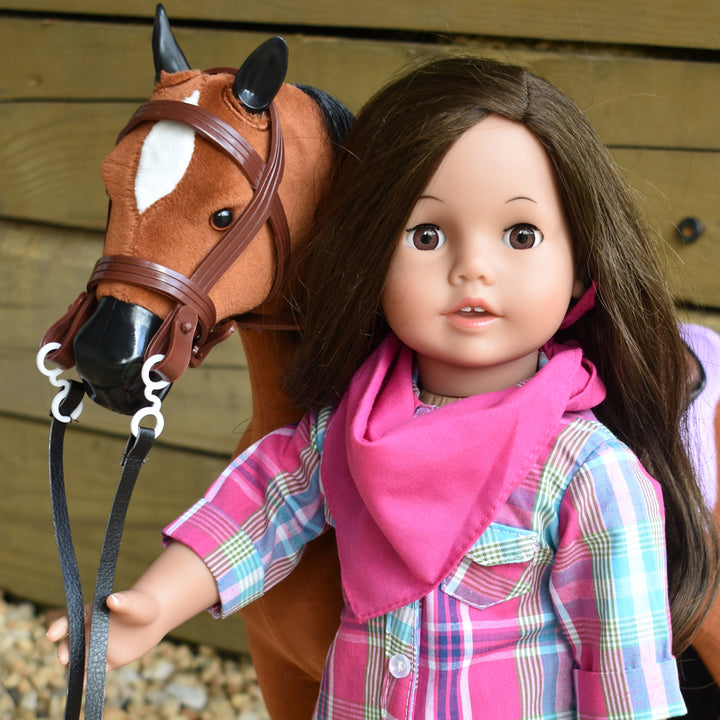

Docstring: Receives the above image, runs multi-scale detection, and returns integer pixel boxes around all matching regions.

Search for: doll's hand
[47,589,164,671]
[47,542,220,672]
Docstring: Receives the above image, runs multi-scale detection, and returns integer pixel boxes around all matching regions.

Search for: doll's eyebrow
[506,196,537,204]
[418,194,444,203]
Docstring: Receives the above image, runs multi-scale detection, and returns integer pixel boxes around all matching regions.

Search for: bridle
[36,77,299,720]
[43,75,296,384]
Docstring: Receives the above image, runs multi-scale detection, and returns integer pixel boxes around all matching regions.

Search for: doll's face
[381,114,584,397]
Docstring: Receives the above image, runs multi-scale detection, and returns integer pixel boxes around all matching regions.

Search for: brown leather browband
[43,93,297,381]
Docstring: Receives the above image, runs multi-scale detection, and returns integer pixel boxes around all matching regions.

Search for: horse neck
[235,325,302,454]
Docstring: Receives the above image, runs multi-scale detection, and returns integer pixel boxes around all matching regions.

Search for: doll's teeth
[460,306,486,313]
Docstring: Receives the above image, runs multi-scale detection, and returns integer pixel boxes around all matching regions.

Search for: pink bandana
[321,334,606,620]
[560,280,598,330]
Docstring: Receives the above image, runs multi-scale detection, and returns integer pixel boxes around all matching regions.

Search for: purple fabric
[681,323,720,509]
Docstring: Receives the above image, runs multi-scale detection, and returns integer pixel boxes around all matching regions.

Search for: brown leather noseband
[43,91,294,382]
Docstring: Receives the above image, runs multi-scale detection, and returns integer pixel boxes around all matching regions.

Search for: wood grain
[0,0,717,50]
[2,17,719,146]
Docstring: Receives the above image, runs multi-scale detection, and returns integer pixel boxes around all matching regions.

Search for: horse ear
[233,37,288,113]
[152,3,191,82]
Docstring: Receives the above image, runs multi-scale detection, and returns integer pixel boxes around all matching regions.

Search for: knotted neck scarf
[321,328,605,621]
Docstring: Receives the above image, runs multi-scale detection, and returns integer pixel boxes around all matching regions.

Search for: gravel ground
[0,592,269,720]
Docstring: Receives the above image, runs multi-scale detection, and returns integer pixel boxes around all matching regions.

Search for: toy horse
[41,6,349,718]
[40,5,720,717]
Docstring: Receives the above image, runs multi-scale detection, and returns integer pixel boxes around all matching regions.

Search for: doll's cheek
[381,270,410,313]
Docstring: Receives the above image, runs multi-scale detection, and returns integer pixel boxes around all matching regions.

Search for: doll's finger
[106,590,157,625]
[44,607,65,629]
[56,640,70,667]
[46,614,69,642]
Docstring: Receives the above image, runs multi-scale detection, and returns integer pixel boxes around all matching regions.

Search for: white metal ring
[36,342,84,423]
[130,354,170,438]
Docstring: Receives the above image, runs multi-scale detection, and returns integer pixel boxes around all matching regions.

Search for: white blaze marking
[134,90,200,214]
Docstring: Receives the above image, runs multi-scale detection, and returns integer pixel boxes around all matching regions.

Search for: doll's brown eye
[405,224,446,251]
[210,208,234,229]
[502,223,543,250]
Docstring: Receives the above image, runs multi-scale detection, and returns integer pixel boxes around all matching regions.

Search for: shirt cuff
[574,658,686,719]
[163,499,265,618]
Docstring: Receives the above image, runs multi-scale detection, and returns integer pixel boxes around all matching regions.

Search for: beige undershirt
[418,388,464,408]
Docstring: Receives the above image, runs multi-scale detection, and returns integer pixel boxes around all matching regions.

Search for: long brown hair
[285,55,719,652]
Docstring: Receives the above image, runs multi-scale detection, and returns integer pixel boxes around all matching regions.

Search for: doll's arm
[164,410,332,618]
[48,541,218,671]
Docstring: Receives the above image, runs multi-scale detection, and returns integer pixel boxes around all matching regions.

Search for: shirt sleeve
[163,407,331,618]
[549,437,687,719]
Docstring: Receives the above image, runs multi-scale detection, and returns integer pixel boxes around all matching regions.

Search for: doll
[50,55,719,718]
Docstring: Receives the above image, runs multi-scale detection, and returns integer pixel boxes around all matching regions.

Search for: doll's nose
[449,240,496,285]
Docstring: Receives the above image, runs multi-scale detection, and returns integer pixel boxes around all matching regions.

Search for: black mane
[295,84,354,147]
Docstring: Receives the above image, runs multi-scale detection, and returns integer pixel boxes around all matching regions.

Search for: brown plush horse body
[41,5,719,717]
[42,6,347,718]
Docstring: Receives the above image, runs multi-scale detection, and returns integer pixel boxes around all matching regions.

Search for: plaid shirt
[164,405,685,719]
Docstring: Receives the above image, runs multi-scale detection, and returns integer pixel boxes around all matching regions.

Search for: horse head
[42,4,351,416]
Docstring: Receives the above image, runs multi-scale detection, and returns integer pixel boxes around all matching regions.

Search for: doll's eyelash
[502,222,539,232]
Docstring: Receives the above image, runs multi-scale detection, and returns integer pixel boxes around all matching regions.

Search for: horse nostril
[73,297,168,415]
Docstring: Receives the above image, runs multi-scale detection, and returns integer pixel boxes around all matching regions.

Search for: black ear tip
[152,3,191,82]
[233,36,289,113]
[153,4,169,42]
[267,36,289,58]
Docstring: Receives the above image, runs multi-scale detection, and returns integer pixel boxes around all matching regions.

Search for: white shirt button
[388,653,411,678]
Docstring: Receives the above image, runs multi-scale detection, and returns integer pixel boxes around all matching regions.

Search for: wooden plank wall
[1,1,719,655]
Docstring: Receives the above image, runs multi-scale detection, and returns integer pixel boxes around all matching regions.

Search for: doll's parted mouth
[447,297,497,317]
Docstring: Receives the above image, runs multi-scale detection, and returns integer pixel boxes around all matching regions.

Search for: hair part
[284,54,719,652]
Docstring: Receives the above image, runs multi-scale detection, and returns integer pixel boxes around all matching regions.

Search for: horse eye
[210,208,234,230]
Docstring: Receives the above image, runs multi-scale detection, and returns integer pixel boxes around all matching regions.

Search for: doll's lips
[446,299,498,328]
[447,298,496,315]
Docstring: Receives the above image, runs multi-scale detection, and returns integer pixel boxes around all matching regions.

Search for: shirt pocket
[441,523,539,610]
